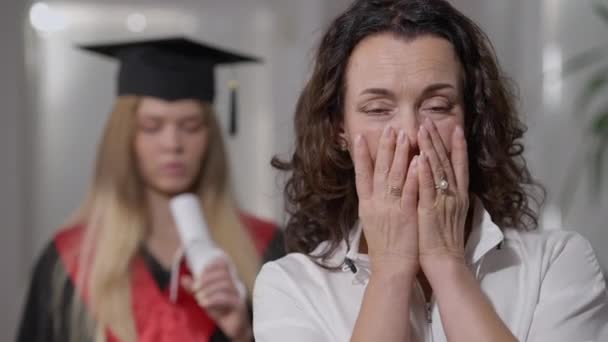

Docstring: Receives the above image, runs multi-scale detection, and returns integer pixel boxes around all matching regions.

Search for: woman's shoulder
[30,224,85,270]
[258,252,322,281]
[256,237,347,287]
[503,228,604,284]
[500,228,607,339]
[18,226,86,342]
[503,227,596,258]
[22,226,85,312]
[256,246,337,287]
[54,224,86,244]
[50,224,87,259]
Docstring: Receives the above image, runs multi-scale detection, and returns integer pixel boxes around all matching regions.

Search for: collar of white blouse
[342,197,505,280]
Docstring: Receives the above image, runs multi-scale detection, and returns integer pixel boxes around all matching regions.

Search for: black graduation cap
[80,36,261,136]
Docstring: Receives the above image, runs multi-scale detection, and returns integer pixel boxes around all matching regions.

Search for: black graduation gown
[16,215,285,342]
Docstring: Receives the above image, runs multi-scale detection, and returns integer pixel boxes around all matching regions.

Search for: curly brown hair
[272,0,544,260]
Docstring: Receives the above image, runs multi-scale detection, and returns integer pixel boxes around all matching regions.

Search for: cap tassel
[229,80,239,136]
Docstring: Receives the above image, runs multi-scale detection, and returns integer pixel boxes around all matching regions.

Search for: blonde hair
[54,96,261,342]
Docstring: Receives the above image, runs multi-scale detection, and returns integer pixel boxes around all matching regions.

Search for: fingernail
[355,134,363,145]
[455,126,464,138]
[420,151,426,160]
[420,124,428,136]
[397,130,405,144]
[411,156,418,167]
[383,125,393,137]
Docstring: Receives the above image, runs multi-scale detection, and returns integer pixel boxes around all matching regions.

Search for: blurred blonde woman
[18,37,284,342]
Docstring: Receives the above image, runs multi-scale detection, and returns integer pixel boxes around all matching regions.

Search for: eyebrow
[138,114,162,121]
[421,83,456,96]
[138,112,203,119]
[359,88,396,98]
[359,83,457,98]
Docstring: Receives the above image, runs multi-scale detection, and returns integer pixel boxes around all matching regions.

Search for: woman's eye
[138,122,161,133]
[363,107,391,116]
[428,106,449,113]
[422,98,452,114]
[181,120,204,132]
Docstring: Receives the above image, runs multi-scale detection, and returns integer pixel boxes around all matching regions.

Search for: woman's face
[134,97,208,196]
[342,33,465,164]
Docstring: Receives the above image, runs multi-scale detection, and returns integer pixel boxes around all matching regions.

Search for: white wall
[0,0,27,340]
[534,0,608,272]
[452,0,608,271]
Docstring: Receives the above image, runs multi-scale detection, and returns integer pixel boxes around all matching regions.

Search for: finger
[418,151,436,206]
[373,126,396,197]
[423,119,456,187]
[186,276,206,294]
[387,130,410,200]
[400,155,419,209]
[353,134,373,200]
[181,275,195,293]
[451,125,469,195]
[198,280,237,301]
[418,123,445,190]
[201,258,229,273]
[187,263,231,294]
[196,286,239,305]
[201,292,240,310]
[197,268,232,290]
[200,258,230,277]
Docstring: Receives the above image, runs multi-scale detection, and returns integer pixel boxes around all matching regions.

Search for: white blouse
[253,205,608,342]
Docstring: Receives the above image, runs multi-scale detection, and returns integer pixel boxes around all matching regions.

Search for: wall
[463,0,608,271]
[0,0,27,339]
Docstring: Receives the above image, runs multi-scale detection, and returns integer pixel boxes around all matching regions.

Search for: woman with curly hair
[253,0,607,341]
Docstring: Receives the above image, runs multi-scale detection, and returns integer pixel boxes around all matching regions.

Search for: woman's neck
[144,189,182,268]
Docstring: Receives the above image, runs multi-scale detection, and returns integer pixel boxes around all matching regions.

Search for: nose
[393,109,420,154]
[160,125,184,154]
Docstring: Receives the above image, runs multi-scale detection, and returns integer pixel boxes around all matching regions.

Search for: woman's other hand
[353,125,420,275]
[182,258,251,341]
[416,118,469,272]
